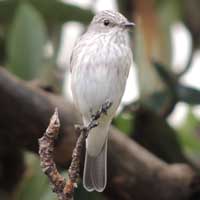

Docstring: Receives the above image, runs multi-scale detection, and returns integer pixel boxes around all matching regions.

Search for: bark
[0,67,199,200]
[132,106,191,163]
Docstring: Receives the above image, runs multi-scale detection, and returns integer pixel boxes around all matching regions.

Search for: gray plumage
[70,10,133,192]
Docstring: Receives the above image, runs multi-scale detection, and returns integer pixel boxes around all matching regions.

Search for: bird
[70,10,134,192]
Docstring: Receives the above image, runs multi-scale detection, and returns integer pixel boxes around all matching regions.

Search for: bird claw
[91,100,112,118]
[89,121,98,129]
[101,100,112,115]
[75,101,112,138]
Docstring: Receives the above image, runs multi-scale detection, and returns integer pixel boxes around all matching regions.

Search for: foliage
[0,0,93,81]
[113,112,134,136]
[178,111,200,154]
[7,2,47,80]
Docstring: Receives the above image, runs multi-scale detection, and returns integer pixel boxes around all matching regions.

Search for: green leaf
[16,153,69,200]
[176,85,200,105]
[16,152,49,200]
[7,2,47,80]
[0,0,17,24]
[146,89,174,113]
[152,61,177,88]
[153,62,200,105]
[30,0,93,24]
[178,111,200,153]
[156,0,183,22]
[0,0,93,25]
[113,112,134,135]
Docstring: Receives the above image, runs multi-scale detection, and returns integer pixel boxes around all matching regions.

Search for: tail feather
[83,139,107,192]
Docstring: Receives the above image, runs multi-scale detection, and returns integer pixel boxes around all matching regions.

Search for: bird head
[88,10,135,34]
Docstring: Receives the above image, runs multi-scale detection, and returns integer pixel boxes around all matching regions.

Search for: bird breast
[71,32,132,119]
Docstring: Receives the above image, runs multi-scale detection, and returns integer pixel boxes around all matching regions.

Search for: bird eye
[103,20,110,26]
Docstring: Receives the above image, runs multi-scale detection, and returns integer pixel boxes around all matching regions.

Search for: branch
[0,67,199,200]
[39,103,112,200]
[39,109,66,200]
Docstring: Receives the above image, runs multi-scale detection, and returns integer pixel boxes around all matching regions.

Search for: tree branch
[39,102,112,200]
[0,67,199,200]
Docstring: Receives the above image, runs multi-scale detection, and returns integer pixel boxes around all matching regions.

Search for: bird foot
[101,100,112,115]
[91,100,112,121]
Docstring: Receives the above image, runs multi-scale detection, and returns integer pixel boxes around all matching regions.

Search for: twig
[38,108,66,200]
[38,101,112,200]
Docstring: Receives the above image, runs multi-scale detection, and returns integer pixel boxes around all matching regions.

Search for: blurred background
[0,0,200,199]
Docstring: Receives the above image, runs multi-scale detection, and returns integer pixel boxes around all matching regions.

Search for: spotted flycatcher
[70,10,134,192]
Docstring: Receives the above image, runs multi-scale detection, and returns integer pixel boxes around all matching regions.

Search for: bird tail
[83,138,108,192]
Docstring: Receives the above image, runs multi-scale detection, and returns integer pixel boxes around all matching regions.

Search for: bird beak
[124,22,135,29]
